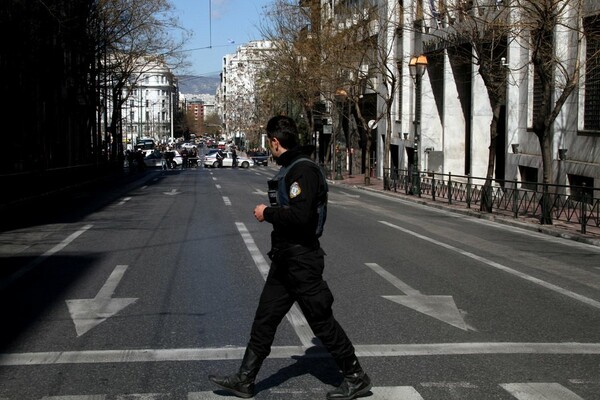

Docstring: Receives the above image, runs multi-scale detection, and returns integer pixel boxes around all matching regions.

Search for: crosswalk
[4,382,593,400]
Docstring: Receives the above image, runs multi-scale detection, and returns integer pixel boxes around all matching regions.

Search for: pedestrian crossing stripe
[501,382,584,400]
[23,383,590,399]
[190,386,426,399]
[3,343,599,366]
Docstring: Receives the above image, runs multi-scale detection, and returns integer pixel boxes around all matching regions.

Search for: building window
[519,165,538,191]
[568,174,594,203]
[583,15,600,131]
[531,69,543,127]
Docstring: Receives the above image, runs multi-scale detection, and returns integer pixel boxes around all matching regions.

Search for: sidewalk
[328,173,600,248]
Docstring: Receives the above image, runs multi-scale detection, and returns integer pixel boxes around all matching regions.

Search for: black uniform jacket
[263,146,323,250]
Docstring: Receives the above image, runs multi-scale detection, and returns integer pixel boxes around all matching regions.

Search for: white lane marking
[117,197,131,206]
[193,387,421,400]
[0,225,93,292]
[66,265,138,337]
[339,191,360,198]
[366,263,468,330]
[215,184,221,189]
[21,385,591,400]
[369,386,424,399]
[379,220,600,311]
[569,378,600,384]
[42,396,105,399]
[212,177,217,181]
[2,342,599,366]
[189,392,238,399]
[421,381,478,389]
[235,222,314,347]
[500,382,585,399]
[223,197,231,206]
[352,187,600,253]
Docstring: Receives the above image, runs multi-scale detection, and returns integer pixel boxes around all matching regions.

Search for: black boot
[326,355,372,400]
[208,347,264,398]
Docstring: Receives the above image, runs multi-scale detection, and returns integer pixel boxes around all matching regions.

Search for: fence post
[540,183,552,224]
[513,175,519,218]
[431,172,436,201]
[581,183,587,234]
[466,173,471,208]
[448,172,452,205]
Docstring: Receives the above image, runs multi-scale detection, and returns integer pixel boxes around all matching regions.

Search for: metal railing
[385,168,599,234]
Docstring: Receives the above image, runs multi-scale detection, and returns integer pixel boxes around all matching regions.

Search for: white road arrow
[365,263,468,331]
[164,188,180,195]
[66,265,137,337]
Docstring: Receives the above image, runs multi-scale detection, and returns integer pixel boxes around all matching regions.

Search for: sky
[170,0,272,77]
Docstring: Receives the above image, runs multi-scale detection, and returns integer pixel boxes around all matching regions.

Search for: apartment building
[298,0,599,195]
[121,61,178,148]
[218,40,274,148]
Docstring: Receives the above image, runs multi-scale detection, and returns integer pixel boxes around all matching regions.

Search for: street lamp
[408,54,428,197]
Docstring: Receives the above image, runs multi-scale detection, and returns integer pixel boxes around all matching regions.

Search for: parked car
[204,151,251,168]
[143,150,183,168]
[135,138,155,150]
[204,148,222,157]
[247,151,269,166]
[181,142,197,150]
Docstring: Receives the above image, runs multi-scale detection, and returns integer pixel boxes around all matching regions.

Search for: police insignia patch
[289,182,301,198]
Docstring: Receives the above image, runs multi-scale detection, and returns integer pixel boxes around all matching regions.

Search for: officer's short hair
[266,115,299,150]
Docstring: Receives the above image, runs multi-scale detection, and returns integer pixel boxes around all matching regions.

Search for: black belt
[268,244,318,261]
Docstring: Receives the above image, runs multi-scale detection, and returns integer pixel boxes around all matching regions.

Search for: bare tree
[329,1,402,186]
[424,0,512,210]
[94,0,188,161]
[515,0,597,223]
[258,0,327,149]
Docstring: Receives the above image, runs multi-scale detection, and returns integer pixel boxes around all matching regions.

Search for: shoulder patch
[289,181,302,198]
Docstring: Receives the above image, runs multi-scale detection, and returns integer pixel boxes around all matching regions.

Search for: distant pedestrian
[181,148,189,169]
[135,150,145,170]
[232,147,238,168]
[216,150,225,168]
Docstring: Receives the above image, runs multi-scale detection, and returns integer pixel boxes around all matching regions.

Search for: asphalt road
[0,163,599,400]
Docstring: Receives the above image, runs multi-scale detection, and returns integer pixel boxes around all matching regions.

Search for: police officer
[208,115,371,399]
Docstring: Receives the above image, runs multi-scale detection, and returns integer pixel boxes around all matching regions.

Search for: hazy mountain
[177,75,220,94]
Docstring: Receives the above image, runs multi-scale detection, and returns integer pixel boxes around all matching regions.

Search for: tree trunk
[383,108,392,190]
[364,131,371,186]
[538,130,553,224]
[480,105,499,212]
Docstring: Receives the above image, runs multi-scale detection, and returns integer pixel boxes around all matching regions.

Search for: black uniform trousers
[248,247,356,361]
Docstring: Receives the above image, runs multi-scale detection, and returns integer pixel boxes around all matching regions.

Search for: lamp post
[408,55,428,197]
